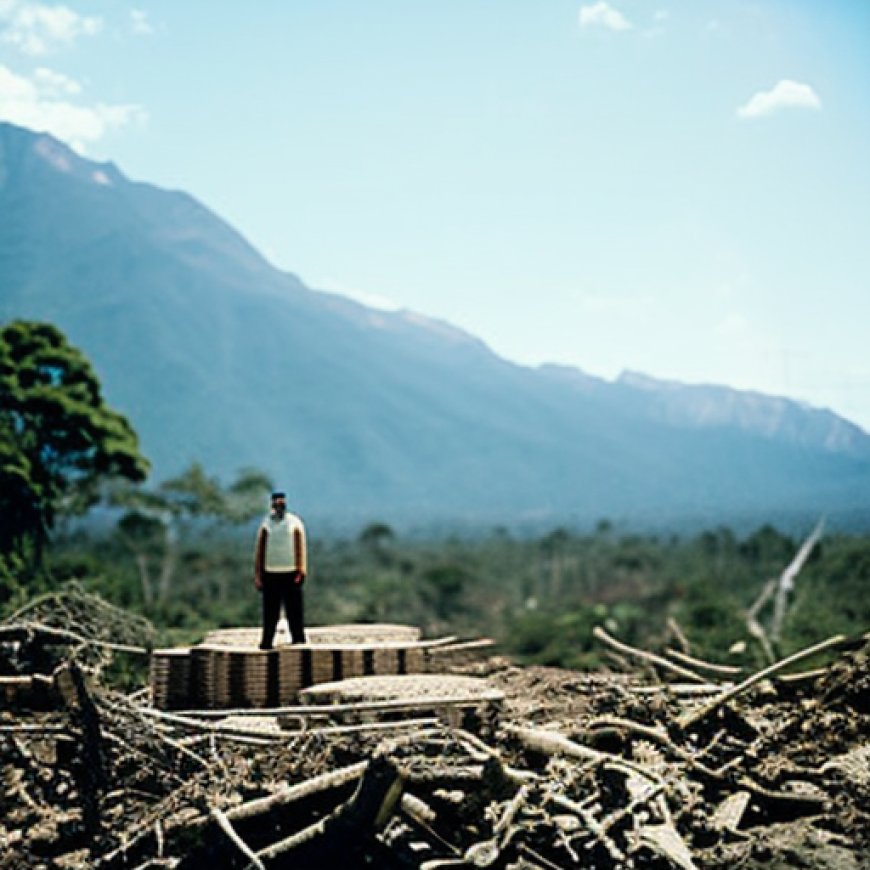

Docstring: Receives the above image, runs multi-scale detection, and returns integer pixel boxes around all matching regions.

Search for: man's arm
[293,522,307,583]
[253,526,267,590]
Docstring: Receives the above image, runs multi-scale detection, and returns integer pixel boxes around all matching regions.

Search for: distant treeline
[25,517,870,672]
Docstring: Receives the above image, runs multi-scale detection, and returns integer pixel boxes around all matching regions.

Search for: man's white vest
[262,513,306,572]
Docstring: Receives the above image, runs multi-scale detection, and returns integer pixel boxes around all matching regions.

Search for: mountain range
[1,121,868,532]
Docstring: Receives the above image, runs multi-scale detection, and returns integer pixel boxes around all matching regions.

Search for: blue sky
[2,1,869,430]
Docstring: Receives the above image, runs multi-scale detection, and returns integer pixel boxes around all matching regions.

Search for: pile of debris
[2,585,869,869]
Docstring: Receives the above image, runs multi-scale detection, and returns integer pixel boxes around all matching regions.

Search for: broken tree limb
[518,843,570,870]
[419,861,470,870]
[735,775,828,810]
[771,518,825,646]
[504,724,663,786]
[746,578,777,664]
[775,667,829,685]
[743,518,825,664]
[56,661,108,834]
[631,683,725,696]
[0,621,150,656]
[678,633,850,731]
[504,724,601,764]
[549,793,627,863]
[134,706,285,741]
[493,784,529,837]
[666,617,692,654]
[0,721,67,733]
[447,728,538,786]
[252,755,403,864]
[210,806,265,870]
[600,781,667,833]
[429,638,496,655]
[583,715,722,779]
[593,626,709,684]
[664,648,743,678]
[401,792,462,857]
[227,760,368,823]
[401,792,438,825]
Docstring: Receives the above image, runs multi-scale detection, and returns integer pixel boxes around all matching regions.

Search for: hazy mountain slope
[2,121,868,528]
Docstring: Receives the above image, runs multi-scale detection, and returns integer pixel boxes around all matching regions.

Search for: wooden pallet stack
[148,624,493,710]
[149,647,193,710]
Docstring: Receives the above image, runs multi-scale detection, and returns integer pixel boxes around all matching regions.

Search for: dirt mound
[2,591,869,869]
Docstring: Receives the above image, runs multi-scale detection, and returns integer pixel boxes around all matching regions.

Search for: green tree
[111,463,270,606]
[358,521,396,566]
[420,562,470,623]
[0,320,149,573]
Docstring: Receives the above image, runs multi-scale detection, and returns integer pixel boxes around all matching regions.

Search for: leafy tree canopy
[109,463,271,607]
[0,320,149,563]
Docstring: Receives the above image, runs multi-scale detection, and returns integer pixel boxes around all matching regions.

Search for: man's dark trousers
[259,571,306,649]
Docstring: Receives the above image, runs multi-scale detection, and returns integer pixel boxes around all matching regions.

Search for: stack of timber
[148,647,192,710]
[149,624,495,710]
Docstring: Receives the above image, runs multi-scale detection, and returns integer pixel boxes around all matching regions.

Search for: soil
[2,594,868,869]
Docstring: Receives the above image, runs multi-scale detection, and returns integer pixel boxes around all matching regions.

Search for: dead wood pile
[2,587,869,869]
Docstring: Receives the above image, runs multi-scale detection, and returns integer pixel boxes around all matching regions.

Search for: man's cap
[271,491,286,500]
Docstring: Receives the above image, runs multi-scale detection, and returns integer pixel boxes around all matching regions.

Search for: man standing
[253,491,308,649]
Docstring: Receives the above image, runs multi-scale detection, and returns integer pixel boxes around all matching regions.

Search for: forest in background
[14,511,869,676]
[2,319,869,674]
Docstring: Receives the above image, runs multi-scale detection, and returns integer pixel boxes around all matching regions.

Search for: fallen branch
[745,579,777,664]
[631,683,726,697]
[678,633,850,730]
[666,617,691,654]
[0,621,150,655]
[134,706,285,741]
[549,792,626,863]
[775,667,829,685]
[593,627,708,684]
[253,756,403,864]
[227,761,368,823]
[771,518,825,645]
[210,806,265,870]
[0,722,67,733]
[401,792,462,857]
[583,715,721,779]
[504,724,663,785]
[664,648,743,678]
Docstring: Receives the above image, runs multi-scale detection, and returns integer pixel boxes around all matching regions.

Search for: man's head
[270,491,287,518]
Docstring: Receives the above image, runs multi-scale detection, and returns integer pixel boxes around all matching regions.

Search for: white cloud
[0,1,101,55]
[0,64,145,152]
[130,9,152,36]
[737,79,822,119]
[578,2,632,32]
[33,65,79,96]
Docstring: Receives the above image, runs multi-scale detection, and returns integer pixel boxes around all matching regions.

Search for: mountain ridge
[2,121,868,529]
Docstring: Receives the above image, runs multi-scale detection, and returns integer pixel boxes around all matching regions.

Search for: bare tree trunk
[157,534,177,603]
[771,518,825,645]
[134,552,154,606]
